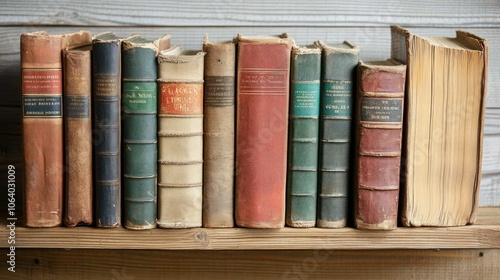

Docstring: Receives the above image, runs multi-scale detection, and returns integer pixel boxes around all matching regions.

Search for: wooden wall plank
[1,26,499,107]
[3,249,499,279]
[481,174,500,206]
[1,0,500,27]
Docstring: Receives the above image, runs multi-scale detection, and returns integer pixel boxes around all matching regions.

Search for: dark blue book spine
[92,38,122,227]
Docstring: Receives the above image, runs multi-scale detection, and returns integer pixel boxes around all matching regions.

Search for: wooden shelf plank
[2,207,499,250]
[12,249,500,280]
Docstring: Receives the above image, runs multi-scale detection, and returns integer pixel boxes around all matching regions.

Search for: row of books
[20,26,488,230]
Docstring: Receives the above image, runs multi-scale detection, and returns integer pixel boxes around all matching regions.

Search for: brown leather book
[62,44,93,227]
[235,34,292,228]
[354,59,406,230]
[202,36,235,228]
[21,30,91,227]
[157,46,205,228]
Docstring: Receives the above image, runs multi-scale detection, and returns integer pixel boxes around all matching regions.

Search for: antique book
[316,41,359,228]
[391,26,488,227]
[202,36,235,228]
[235,34,293,228]
[285,44,321,227]
[157,46,205,228]
[92,32,126,228]
[354,59,406,230]
[62,44,93,227]
[21,30,91,227]
[122,34,171,230]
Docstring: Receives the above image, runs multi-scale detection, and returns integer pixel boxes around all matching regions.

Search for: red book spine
[235,35,292,228]
[354,60,406,230]
[21,31,91,227]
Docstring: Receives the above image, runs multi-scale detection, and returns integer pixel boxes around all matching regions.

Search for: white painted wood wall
[0,0,498,205]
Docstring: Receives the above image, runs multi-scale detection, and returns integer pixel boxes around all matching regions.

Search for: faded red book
[235,34,292,228]
[354,59,406,230]
[21,30,91,227]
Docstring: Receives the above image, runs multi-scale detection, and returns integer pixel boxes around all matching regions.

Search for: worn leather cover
[235,34,292,228]
[316,41,359,228]
[21,30,91,227]
[122,35,171,230]
[202,36,235,228]
[286,45,321,227]
[354,60,406,230]
[63,44,93,226]
[92,33,122,227]
[157,47,205,228]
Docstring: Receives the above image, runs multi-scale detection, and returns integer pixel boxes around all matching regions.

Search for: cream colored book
[157,46,205,228]
[391,26,488,226]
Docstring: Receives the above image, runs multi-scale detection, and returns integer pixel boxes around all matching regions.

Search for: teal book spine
[286,45,321,227]
[316,41,359,228]
[121,36,169,229]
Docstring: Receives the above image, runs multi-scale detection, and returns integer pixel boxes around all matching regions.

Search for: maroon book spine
[235,34,292,228]
[354,60,406,230]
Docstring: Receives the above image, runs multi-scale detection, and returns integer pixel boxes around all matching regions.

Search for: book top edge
[391,25,486,52]
[292,44,321,55]
[122,34,171,52]
[236,33,293,44]
[203,35,235,45]
[315,40,359,54]
[21,30,91,39]
[158,46,205,63]
[359,59,407,72]
[92,32,138,43]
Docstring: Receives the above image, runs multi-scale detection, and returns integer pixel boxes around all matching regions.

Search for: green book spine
[286,45,321,227]
[316,41,359,228]
[122,38,159,229]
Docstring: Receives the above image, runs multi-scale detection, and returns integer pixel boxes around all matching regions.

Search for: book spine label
[122,45,158,230]
[318,50,358,228]
[321,81,352,117]
[159,83,203,113]
[204,76,235,106]
[22,69,62,93]
[21,34,65,228]
[63,48,93,226]
[292,83,320,116]
[203,41,236,228]
[286,50,320,227]
[22,70,63,117]
[23,95,62,117]
[235,41,292,228]
[354,62,405,230]
[65,96,90,118]
[93,40,121,228]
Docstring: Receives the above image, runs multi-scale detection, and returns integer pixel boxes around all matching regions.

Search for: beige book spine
[202,37,235,228]
[157,47,205,228]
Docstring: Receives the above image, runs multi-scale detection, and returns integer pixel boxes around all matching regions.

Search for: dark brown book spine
[21,31,91,227]
[202,37,235,228]
[354,60,406,230]
[63,46,93,226]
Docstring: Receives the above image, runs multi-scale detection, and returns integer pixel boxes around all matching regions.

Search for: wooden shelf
[1,207,498,250]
